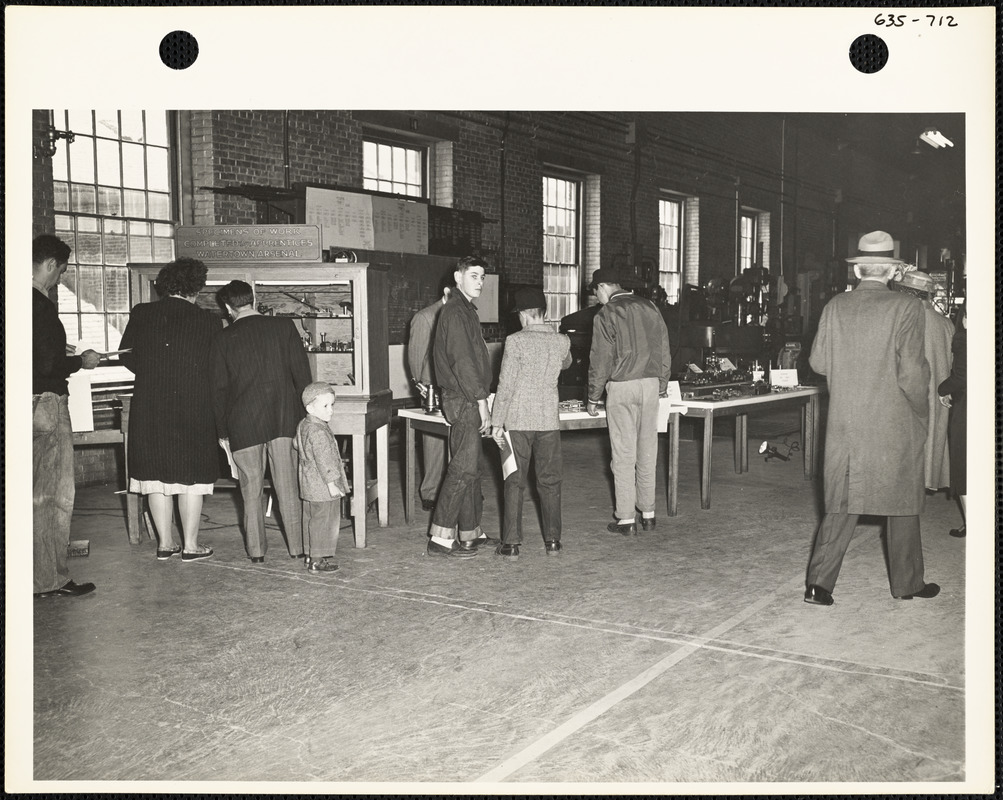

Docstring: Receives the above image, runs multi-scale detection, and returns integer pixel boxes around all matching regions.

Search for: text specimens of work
[305,186,429,255]
[176,225,322,262]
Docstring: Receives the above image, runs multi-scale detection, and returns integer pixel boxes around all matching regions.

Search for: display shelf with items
[128,261,392,547]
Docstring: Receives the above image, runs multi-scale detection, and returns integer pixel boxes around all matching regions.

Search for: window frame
[50,109,177,352]
[739,209,758,273]
[362,134,428,199]
[658,193,685,303]
[542,172,583,320]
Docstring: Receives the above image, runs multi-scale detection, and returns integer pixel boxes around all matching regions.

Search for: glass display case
[127,261,391,546]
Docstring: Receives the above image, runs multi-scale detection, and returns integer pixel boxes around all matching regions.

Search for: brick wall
[35,108,935,488]
[32,110,55,237]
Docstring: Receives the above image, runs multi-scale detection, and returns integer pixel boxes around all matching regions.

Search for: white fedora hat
[846,230,904,264]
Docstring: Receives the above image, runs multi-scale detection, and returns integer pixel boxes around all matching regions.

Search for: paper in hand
[498,430,518,480]
[220,439,239,480]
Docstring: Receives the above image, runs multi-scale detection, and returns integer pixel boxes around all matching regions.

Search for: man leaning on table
[803,230,939,606]
[33,234,100,598]
[586,268,671,536]
[407,275,451,511]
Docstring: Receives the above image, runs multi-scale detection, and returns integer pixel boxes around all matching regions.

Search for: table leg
[701,411,714,509]
[351,433,367,548]
[805,393,820,479]
[668,412,679,517]
[734,413,748,473]
[126,492,142,544]
[405,420,416,524]
[376,424,388,527]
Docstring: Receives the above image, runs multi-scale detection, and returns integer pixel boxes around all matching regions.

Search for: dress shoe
[250,556,264,564]
[949,526,966,538]
[456,539,480,552]
[181,545,213,562]
[421,498,436,512]
[607,520,636,536]
[307,556,339,573]
[34,580,96,599]
[426,539,477,558]
[897,583,941,600]
[803,584,834,606]
[495,543,520,559]
[290,553,305,559]
[474,534,500,547]
[156,545,182,561]
[544,540,562,555]
[640,517,657,531]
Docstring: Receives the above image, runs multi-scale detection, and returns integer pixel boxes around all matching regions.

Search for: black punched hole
[160,30,199,70]
[849,34,888,74]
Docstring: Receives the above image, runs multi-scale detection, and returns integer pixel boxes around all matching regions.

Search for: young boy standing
[293,382,349,573]
[490,287,572,559]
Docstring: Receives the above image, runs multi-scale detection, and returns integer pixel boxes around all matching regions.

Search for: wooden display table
[679,386,824,510]
[398,398,686,524]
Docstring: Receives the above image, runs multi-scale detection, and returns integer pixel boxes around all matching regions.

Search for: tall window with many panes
[658,197,684,303]
[739,211,757,273]
[50,110,175,351]
[542,175,581,320]
[363,138,426,198]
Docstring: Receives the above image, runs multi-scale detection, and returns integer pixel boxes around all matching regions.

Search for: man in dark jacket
[426,256,495,557]
[804,231,940,605]
[32,235,100,597]
[407,281,450,511]
[211,280,313,562]
[586,269,671,536]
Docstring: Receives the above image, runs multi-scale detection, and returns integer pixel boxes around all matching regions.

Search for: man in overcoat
[804,231,940,605]
[890,269,954,492]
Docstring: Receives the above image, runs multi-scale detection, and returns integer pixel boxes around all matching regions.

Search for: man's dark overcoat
[809,280,930,516]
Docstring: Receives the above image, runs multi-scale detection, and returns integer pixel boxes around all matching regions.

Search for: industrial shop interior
[21,107,988,788]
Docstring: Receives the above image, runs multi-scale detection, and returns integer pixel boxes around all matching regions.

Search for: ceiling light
[920,129,954,149]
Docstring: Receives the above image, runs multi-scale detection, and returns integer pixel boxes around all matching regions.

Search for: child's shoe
[306,556,339,573]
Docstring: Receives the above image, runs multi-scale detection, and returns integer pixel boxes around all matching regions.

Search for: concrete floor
[22,409,981,790]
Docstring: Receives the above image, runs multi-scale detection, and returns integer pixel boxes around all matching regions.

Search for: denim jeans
[430,393,484,541]
[606,377,659,520]
[502,429,563,545]
[33,393,74,593]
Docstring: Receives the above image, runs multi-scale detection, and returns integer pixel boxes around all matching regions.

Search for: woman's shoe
[156,545,182,561]
[949,526,966,538]
[181,545,214,562]
[307,557,339,573]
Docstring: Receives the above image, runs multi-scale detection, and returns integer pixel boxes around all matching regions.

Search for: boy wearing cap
[292,382,349,573]
[490,288,572,558]
[804,231,939,605]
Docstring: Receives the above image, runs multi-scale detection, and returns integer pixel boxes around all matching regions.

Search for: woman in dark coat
[937,302,967,537]
[120,258,223,560]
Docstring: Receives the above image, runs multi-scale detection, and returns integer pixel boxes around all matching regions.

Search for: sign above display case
[175,225,322,262]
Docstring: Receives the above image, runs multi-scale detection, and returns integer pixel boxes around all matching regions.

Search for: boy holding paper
[490,288,572,559]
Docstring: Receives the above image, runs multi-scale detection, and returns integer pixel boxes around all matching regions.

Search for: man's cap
[586,268,623,292]
[302,381,336,408]
[846,230,905,264]
[892,270,937,296]
[511,287,547,312]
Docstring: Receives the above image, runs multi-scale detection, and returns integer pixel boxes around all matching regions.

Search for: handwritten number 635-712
[874,14,958,27]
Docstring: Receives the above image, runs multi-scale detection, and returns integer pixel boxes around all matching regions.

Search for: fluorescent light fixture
[920,129,954,149]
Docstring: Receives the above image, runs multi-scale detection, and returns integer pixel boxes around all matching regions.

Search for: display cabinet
[127,262,391,547]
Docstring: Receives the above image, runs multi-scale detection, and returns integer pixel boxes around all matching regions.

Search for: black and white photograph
[6,5,996,794]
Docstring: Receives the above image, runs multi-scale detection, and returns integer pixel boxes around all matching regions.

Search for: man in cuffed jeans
[32,234,100,598]
[426,256,496,558]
